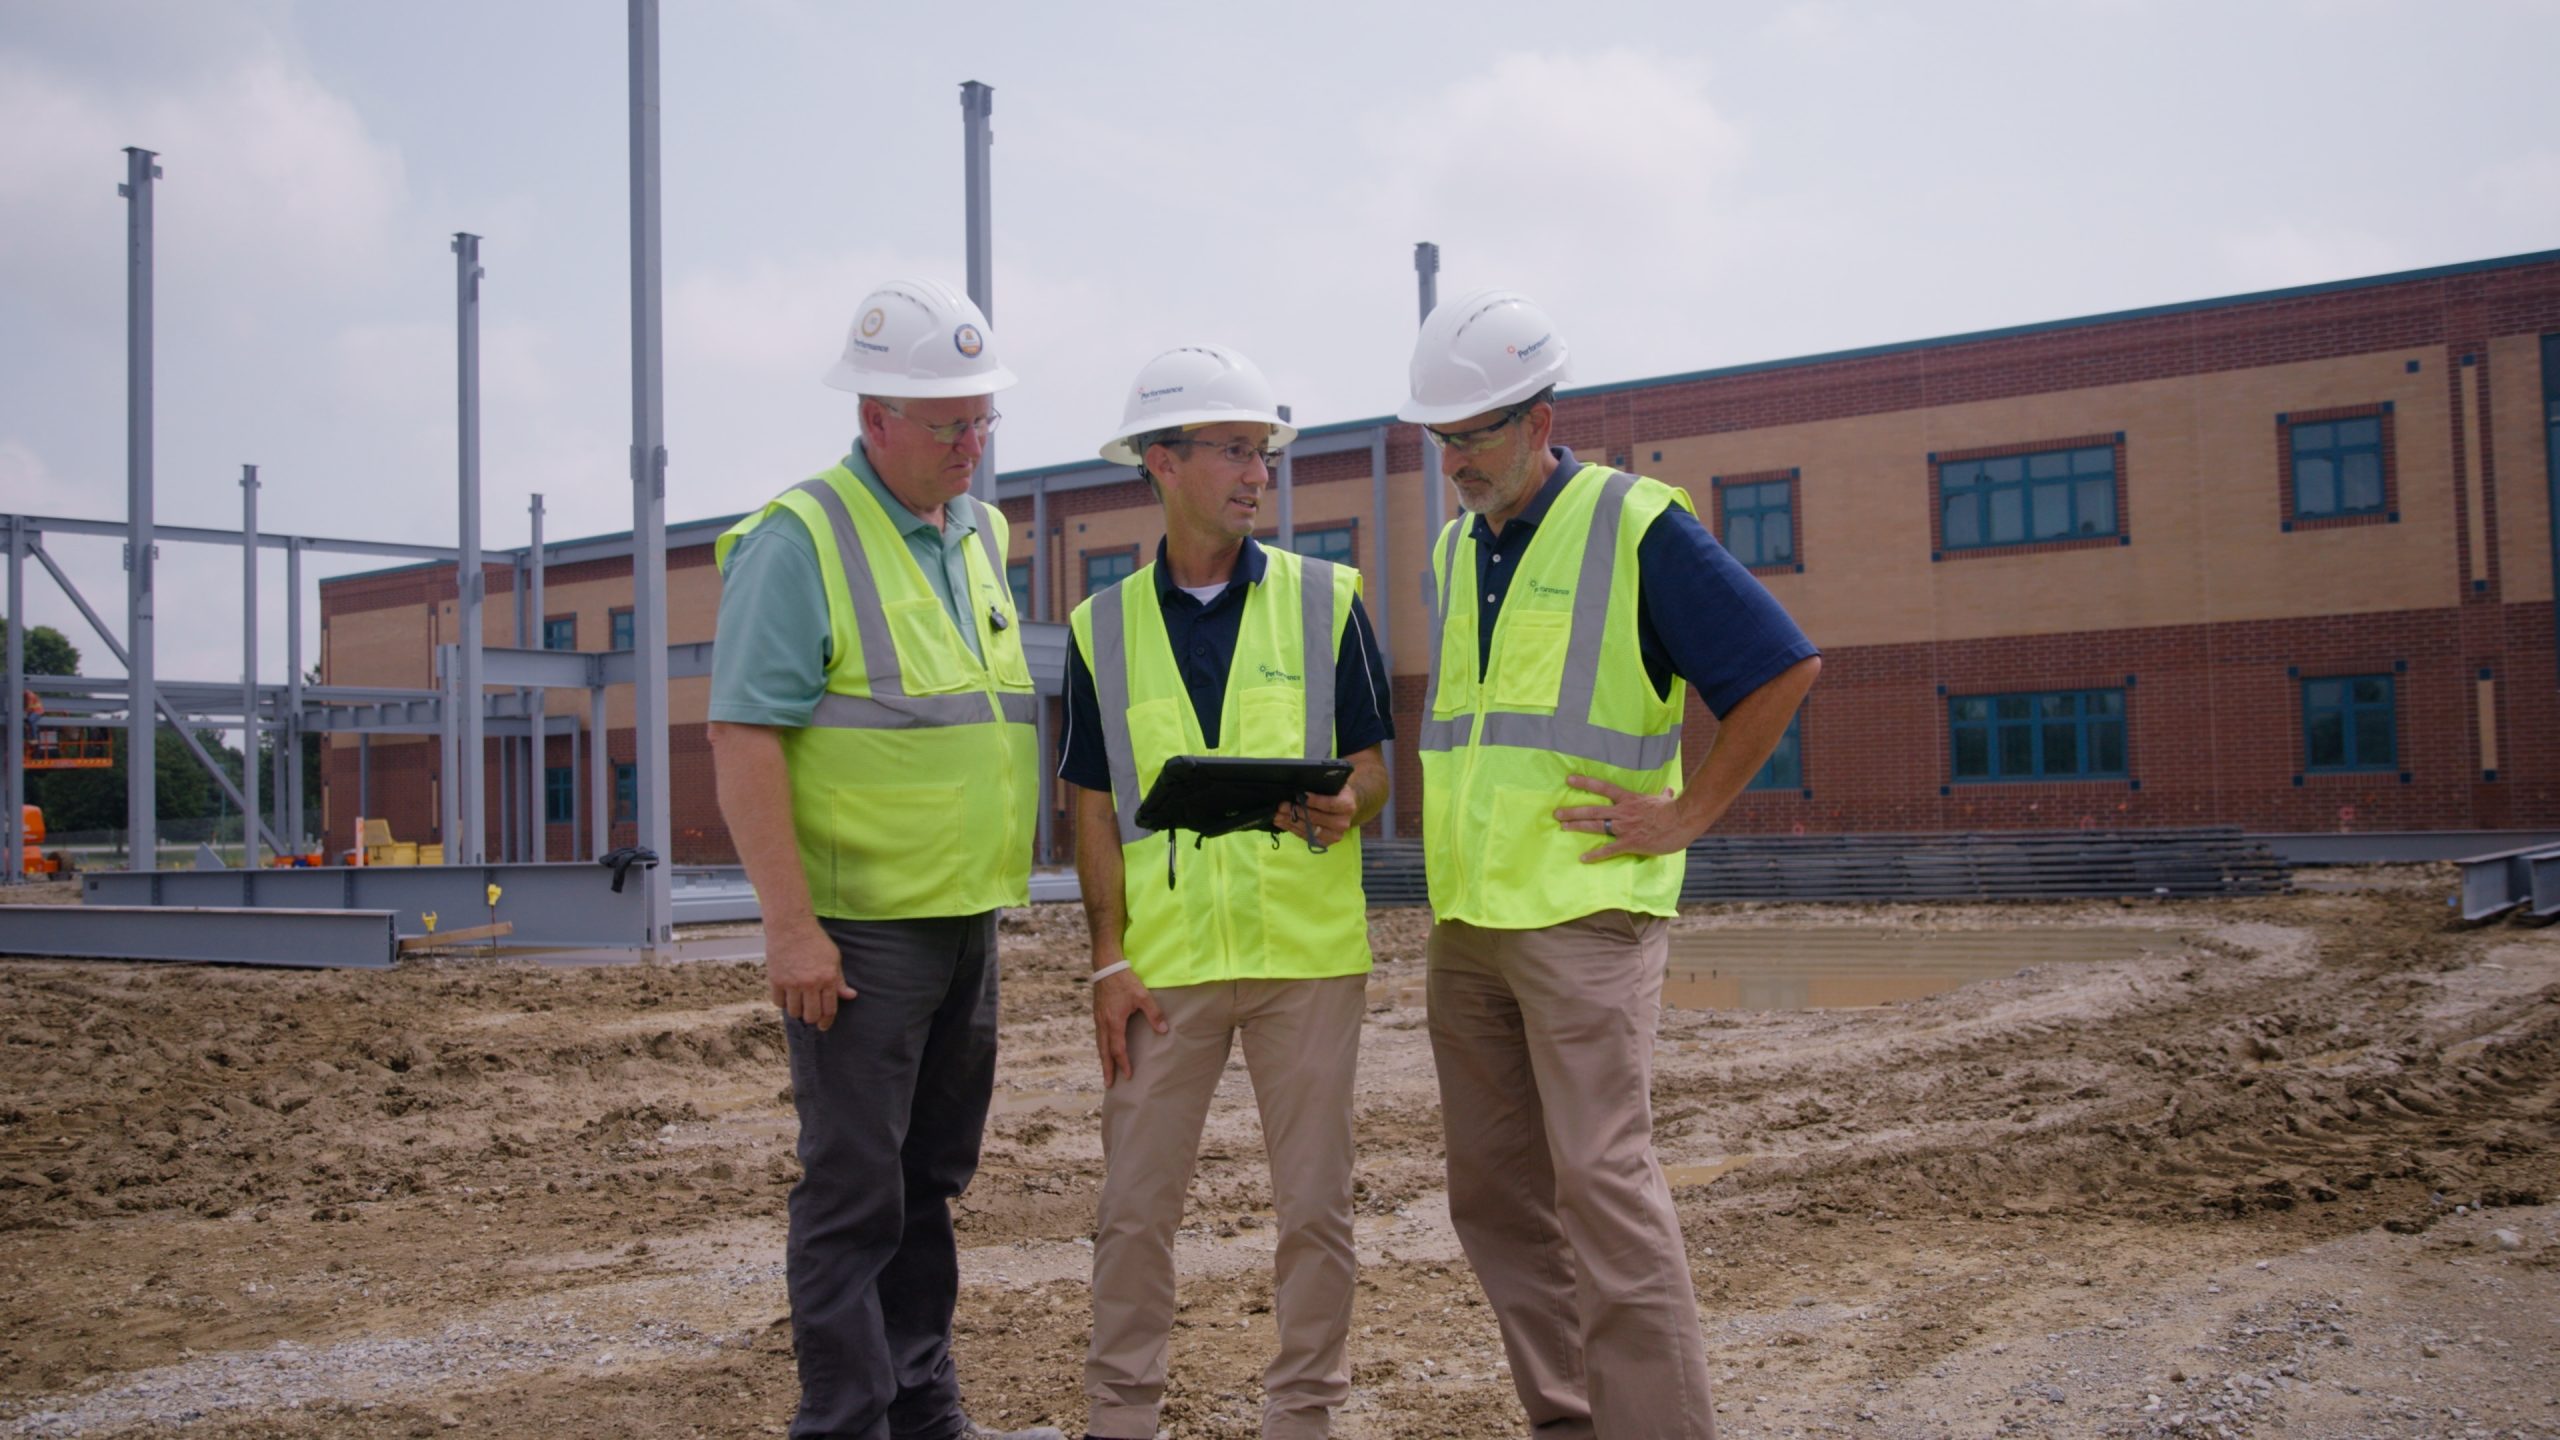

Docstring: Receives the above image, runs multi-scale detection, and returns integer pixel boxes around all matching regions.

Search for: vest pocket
[831,781,966,915]
[1483,782,1579,897]
[884,597,969,695]
[1235,684,1305,757]
[1491,609,1569,710]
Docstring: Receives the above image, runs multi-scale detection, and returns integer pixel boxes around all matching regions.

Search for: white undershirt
[1176,581,1229,606]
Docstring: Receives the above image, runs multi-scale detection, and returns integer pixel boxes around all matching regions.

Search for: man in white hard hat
[1402,292,1820,1440]
[1060,345,1394,1440]
[708,278,1059,1440]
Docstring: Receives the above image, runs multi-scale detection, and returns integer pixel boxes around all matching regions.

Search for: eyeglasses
[877,403,1002,446]
[1165,437,1285,469]
[1425,398,1541,454]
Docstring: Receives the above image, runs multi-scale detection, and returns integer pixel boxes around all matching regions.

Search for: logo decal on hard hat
[1507,334,1553,362]
[1139,385,1186,402]
[953,324,985,358]
[860,308,886,338]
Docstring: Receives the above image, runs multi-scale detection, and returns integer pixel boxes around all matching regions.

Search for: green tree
[1,619,80,679]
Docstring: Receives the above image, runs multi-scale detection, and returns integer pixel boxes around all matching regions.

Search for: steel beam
[627,0,673,948]
[123,147,160,869]
[7,512,458,562]
[452,232,487,864]
[0,904,395,969]
[85,860,656,949]
[1276,403,1295,550]
[240,464,260,869]
[2456,842,2560,922]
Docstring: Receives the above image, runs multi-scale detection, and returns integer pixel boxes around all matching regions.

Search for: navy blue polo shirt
[1058,536,1395,790]
[1467,447,1817,717]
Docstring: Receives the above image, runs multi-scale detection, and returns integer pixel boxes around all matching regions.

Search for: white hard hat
[1396,288,1571,426]
[1097,345,1299,467]
[821,277,1018,399]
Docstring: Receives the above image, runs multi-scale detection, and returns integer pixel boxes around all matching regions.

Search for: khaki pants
[1428,913,1715,1440]
[1086,974,1366,1440]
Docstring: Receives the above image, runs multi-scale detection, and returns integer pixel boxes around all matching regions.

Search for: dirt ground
[2,869,2556,1439]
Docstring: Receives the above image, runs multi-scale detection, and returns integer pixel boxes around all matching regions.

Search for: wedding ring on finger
[1603,817,1616,838]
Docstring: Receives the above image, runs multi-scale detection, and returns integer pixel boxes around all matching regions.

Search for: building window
[2303,675,2394,772]
[2279,404,2395,528]
[544,766,574,824]
[613,762,636,822]
[1935,438,2122,555]
[609,608,634,651]
[1748,713,1802,791]
[1084,549,1137,598]
[1715,471,1797,571]
[1949,688,2127,782]
[1287,523,1356,566]
[1006,560,1032,618]
[542,615,576,651]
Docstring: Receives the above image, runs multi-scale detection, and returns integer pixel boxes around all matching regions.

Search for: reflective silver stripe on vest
[1298,557,1340,760]
[965,494,1005,582]
[793,477,1021,731]
[1089,584,1147,845]
[1417,520,1468,754]
[1414,472,1674,771]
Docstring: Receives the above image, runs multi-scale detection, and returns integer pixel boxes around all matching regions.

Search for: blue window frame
[1748,713,1802,791]
[544,766,574,824]
[1006,560,1032,618]
[1941,445,2117,550]
[1084,550,1136,597]
[1288,524,1356,566]
[612,762,636,823]
[542,616,576,651]
[2303,675,2394,771]
[2289,416,2385,519]
[1721,480,1794,568]
[1949,688,2126,782]
[609,608,634,651]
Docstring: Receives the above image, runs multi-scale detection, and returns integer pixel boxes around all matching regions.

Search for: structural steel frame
[0,904,395,968]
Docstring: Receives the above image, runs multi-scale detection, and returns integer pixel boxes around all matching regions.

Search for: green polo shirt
[708,441,983,728]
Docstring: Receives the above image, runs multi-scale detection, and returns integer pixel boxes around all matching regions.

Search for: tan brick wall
[2490,333,2553,605]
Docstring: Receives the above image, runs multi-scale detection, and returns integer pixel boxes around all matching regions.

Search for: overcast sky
[3,0,2555,691]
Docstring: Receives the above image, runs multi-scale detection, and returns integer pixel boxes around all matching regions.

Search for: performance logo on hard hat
[1506,333,1553,363]
[860,308,886,338]
[953,324,985,358]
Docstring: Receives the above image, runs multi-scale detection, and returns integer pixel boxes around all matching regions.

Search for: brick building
[319,249,2560,862]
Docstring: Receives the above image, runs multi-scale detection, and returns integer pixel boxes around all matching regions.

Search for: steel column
[5,516,24,881]
[627,0,674,946]
[527,493,546,861]
[961,80,997,506]
[285,537,304,851]
[357,733,369,826]
[123,147,161,868]
[1368,424,1395,839]
[1414,241,1445,575]
[452,232,487,864]
[240,465,260,870]
[438,644,460,850]
[589,683,608,860]
[1276,403,1295,551]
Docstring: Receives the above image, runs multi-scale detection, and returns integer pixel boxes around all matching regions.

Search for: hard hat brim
[822,361,1019,400]
[1099,410,1301,467]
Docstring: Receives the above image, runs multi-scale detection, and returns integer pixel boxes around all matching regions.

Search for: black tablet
[1133,755,1354,840]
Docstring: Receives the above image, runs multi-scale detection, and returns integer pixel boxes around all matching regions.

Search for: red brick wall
[1384,602,2556,837]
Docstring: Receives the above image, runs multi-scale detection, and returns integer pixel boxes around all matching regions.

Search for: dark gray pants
[786,911,999,1440]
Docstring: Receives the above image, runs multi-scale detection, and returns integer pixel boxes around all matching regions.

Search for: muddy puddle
[1369,925,2195,1012]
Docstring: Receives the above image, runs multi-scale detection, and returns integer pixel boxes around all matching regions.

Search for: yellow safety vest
[1420,464,1691,929]
[715,464,1036,920]
[1069,549,1372,987]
